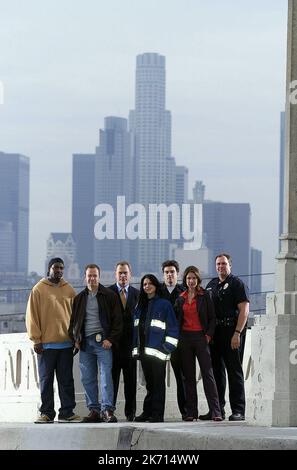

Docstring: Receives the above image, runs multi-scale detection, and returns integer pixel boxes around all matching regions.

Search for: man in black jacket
[160,260,187,419]
[69,264,122,423]
[109,261,139,422]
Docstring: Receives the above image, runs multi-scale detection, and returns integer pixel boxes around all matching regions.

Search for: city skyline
[0,0,287,275]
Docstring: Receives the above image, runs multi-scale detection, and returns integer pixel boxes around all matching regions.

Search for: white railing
[0,332,252,422]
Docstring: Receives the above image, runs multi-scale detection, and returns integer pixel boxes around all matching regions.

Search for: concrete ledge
[1,421,297,450]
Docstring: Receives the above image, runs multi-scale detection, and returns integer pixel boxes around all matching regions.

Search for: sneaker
[34,414,54,424]
[101,409,117,423]
[58,413,81,423]
[82,409,102,423]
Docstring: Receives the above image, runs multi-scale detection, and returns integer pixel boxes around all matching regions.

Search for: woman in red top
[175,266,222,421]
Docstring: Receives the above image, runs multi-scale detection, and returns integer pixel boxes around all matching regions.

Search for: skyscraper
[94,116,133,270]
[203,201,251,279]
[130,53,176,272]
[250,247,262,294]
[72,153,95,274]
[0,152,29,274]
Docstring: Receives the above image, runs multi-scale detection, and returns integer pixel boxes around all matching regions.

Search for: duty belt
[216,317,236,327]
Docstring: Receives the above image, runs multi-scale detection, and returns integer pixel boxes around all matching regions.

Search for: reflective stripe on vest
[151,319,166,330]
[145,347,170,361]
[165,336,178,347]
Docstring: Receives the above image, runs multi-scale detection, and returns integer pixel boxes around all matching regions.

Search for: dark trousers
[112,350,137,417]
[37,348,76,419]
[140,354,166,419]
[180,331,221,418]
[170,348,187,417]
[210,326,245,415]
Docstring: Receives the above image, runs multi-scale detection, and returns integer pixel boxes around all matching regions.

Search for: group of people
[25,254,249,424]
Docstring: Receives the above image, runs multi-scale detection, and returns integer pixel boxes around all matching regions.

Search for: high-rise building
[0,222,15,272]
[0,152,29,274]
[130,53,177,272]
[250,247,262,294]
[175,166,188,205]
[175,166,189,248]
[203,201,251,279]
[72,154,95,274]
[94,116,133,270]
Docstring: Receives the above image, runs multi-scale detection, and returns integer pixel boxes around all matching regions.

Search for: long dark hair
[137,274,162,310]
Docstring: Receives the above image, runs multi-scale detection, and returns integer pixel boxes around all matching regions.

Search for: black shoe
[126,413,135,422]
[101,409,117,423]
[134,412,150,422]
[183,415,198,422]
[199,410,225,421]
[229,413,245,421]
[148,415,164,423]
[198,411,211,421]
[82,409,101,423]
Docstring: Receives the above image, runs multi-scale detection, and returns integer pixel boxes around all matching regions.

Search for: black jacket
[160,283,185,308]
[174,288,216,337]
[68,284,122,348]
[108,284,139,351]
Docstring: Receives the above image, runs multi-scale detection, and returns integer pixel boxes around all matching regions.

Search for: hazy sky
[0,0,288,277]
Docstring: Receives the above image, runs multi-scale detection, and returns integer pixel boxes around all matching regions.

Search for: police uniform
[206,274,249,418]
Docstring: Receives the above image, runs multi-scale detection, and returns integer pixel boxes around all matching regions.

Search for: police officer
[199,253,249,421]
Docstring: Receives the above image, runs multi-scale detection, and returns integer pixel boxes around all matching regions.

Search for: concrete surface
[1,420,297,450]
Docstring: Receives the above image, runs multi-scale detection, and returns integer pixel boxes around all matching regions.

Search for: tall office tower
[250,247,262,294]
[130,53,176,273]
[175,166,189,204]
[0,222,15,272]
[193,180,205,204]
[202,201,251,279]
[175,166,189,248]
[279,111,285,248]
[72,154,95,274]
[0,152,29,274]
[94,116,133,271]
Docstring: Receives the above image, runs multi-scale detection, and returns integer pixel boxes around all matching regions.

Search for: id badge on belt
[95,333,102,343]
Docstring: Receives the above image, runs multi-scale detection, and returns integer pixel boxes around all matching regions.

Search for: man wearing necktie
[109,261,139,421]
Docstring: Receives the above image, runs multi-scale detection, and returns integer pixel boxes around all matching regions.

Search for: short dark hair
[215,253,232,264]
[84,264,101,275]
[47,257,64,276]
[182,265,202,288]
[161,260,179,273]
[115,261,132,272]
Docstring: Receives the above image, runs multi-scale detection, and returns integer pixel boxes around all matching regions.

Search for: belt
[216,317,236,327]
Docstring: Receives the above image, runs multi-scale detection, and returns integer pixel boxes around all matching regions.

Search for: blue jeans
[37,348,76,420]
[79,335,114,412]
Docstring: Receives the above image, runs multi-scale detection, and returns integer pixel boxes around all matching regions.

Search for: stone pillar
[250,0,297,426]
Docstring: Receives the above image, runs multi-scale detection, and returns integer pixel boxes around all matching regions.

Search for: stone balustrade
[0,331,252,422]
